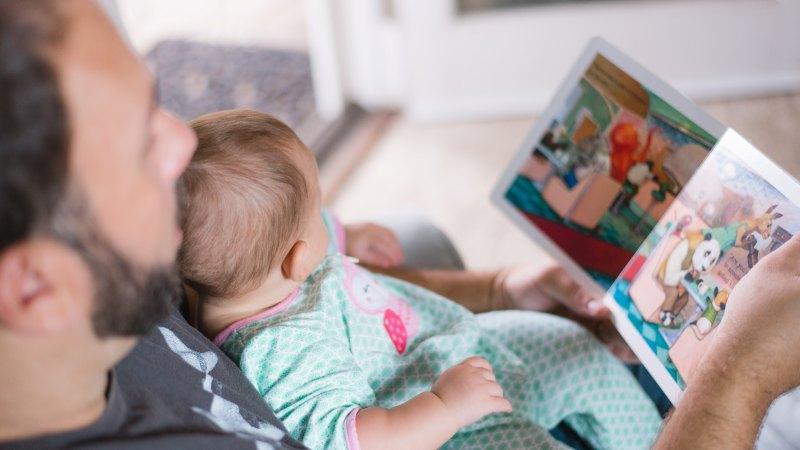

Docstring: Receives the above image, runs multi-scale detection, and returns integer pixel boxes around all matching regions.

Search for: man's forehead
[55,0,151,97]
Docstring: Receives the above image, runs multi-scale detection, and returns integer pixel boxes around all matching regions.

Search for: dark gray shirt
[2,309,306,450]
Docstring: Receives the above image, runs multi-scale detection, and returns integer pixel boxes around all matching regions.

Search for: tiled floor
[331,93,800,271]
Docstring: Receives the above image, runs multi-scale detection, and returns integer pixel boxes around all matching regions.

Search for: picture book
[493,38,726,293]
[606,130,799,402]
[492,38,799,403]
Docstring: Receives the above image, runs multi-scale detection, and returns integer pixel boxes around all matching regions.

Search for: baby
[178,109,662,450]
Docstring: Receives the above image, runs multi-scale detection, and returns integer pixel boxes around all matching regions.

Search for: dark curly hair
[0,1,183,338]
[0,0,68,253]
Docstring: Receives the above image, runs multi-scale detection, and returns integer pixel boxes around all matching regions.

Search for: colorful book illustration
[492,38,799,404]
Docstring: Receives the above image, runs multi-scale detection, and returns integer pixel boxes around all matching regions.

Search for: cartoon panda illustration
[690,287,729,339]
[657,230,722,327]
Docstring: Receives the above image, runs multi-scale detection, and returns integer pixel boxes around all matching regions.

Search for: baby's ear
[281,240,310,283]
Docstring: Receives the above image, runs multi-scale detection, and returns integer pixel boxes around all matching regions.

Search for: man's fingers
[762,232,800,260]
[563,280,607,319]
[541,269,602,317]
[768,233,800,275]
[783,232,800,250]
[595,320,639,363]
[611,342,639,363]
[584,295,610,318]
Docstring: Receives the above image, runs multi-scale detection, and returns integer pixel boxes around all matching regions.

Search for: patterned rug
[145,39,317,133]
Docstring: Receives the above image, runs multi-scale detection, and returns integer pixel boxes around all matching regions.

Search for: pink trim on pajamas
[345,408,361,450]
[332,214,347,252]
[212,289,300,347]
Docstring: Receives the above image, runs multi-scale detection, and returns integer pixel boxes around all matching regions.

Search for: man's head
[0,0,196,366]
[179,109,326,302]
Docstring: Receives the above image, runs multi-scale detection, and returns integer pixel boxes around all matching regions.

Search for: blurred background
[103,0,800,270]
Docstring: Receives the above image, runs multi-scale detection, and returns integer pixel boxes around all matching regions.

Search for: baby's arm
[356,356,512,450]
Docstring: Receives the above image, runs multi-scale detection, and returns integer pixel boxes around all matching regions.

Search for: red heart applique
[383,309,408,354]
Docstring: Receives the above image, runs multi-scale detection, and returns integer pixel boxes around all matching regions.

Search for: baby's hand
[431,356,512,428]
[344,222,404,268]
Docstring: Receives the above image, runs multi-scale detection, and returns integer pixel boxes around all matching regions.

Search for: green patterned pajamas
[216,212,661,449]
[458,311,661,449]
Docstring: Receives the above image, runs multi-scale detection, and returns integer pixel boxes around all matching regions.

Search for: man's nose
[158,109,197,183]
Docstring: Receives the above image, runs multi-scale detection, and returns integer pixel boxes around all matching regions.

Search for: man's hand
[654,234,800,450]
[431,356,513,428]
[344,222,405,268]
[495,264,637,362]
[496,264,606,318]
[711,234,800,398]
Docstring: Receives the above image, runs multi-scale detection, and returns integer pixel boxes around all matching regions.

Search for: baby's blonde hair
[179,109,311,298]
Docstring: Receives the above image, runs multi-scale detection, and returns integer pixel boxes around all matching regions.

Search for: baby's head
[179,109,328,301]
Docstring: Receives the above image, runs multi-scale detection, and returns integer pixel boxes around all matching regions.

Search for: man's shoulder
[4,308,307,450]
[113,307,307,449]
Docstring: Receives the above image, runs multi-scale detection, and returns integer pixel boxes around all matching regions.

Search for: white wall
[115,0,308,55]
[333,0,405,110]
[335,0,800,122]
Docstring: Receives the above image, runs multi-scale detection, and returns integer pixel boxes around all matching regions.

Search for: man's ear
[281,240,310,283]
[0,243,79,335]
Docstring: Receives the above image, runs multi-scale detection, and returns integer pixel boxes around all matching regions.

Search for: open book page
[607,129,800,404]
[493,38,724,295]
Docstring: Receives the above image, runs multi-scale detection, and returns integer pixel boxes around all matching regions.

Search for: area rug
[145,39,316,131]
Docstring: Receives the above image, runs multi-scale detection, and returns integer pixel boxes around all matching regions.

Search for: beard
[49,187,181,338]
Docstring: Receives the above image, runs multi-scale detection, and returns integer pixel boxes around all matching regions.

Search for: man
[0,1,302,448]
[0,1,797,449]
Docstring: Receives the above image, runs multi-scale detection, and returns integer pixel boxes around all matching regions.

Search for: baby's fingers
[463,356,492,370]
[488,395,513,414]
[375,229,404,265]
[365,247,394,268]
[369,244,403,268]
[483,379,504,397]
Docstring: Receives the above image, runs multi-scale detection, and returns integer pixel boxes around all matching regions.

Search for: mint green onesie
[216,211,661,450]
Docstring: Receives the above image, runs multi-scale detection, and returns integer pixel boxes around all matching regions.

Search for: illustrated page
[608,130,800,401]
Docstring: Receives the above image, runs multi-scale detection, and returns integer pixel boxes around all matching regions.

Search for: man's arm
[655,235,800,449]
[365,266,504,313]
[654,342,774,449]
[368,264,638,361]
[367,263,601,316]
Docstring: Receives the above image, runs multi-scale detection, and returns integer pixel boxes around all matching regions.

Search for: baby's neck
[200,278,300,340]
